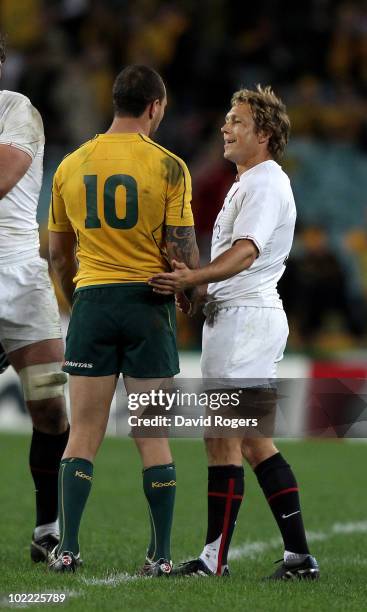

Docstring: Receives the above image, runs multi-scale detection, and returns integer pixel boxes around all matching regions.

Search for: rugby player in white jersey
[149,85,319,580]
[0,35,69,562]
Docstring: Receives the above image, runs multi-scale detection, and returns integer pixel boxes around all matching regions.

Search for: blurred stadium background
[1,0,367,430]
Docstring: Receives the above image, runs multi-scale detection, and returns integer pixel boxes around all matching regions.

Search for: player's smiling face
[221,103,268,170]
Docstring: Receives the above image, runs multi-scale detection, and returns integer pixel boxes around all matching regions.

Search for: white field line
[5,520,365,605]
[5,520,365,607]
[79,519,367,588]
[229,520,367,560]
[79,572,139,586]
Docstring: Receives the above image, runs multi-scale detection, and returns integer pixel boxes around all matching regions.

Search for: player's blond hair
[231,85,290,162]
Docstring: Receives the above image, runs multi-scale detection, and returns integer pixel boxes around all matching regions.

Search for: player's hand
[149,260,194,294]
[175,292,192,314]
[189,285,208,316]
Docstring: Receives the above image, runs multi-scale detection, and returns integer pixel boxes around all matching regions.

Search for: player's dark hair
[231,85,290,162]
[112,65,166,118]
[0,32,7,63]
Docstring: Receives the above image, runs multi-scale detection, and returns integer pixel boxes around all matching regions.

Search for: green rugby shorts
[63,284,179,378]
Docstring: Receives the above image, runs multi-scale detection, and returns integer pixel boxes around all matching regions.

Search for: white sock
[34,519,59,540]
[199,535,223,574]
[284,550,309,565]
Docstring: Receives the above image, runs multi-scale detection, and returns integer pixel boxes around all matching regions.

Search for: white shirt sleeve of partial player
[231,180,282,255]
[0,96,44,159]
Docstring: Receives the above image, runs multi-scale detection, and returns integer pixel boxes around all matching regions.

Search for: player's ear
[148,99,160,120]
[147,101,154,120]
[257,129,270,145]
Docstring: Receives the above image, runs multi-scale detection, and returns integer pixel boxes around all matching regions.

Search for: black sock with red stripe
[200,465,244,575]
[255,452,309,554]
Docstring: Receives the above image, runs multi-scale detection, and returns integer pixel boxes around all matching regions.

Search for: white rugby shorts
[201,305,289,381]
[0,256,62,353]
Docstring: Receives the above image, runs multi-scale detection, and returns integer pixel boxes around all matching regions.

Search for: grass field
[0,434,366,611]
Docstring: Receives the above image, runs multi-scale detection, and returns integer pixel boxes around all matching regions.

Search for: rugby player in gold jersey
[48,65,199,574]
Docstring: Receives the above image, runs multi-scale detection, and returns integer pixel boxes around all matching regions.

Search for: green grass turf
[0,435,366,611]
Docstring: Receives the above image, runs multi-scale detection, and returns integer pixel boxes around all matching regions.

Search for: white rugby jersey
[0,90,44,263]
[208,160,296,308]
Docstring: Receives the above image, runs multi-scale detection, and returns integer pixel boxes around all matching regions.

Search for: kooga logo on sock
[152,480,176,488]
[75,470,93,481]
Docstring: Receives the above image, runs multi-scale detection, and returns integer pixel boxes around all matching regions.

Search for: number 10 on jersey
[84,174,138,230]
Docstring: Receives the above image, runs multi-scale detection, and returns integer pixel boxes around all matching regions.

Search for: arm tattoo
[165,225,200,269]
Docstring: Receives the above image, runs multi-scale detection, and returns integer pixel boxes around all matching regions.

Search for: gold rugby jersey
[48,133,194,288]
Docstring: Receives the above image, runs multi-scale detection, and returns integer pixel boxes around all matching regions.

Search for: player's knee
[29,396,68,434]
[20,363,68,434]
[19,362,67,402]
[204,437,242,465]
[241,443,257,468]
[242,438,278,469]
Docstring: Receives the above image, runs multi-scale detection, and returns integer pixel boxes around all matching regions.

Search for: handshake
[149,260,208,316]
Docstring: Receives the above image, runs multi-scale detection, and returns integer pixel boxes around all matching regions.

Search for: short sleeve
[165,157,194,226]
[48,168,74,233]
[0,97,44,159]
[232,184,282,254]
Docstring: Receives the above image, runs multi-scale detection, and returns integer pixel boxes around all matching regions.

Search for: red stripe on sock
[216,478,235,576]
[267,487,299,503]
[208,491,243,500]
